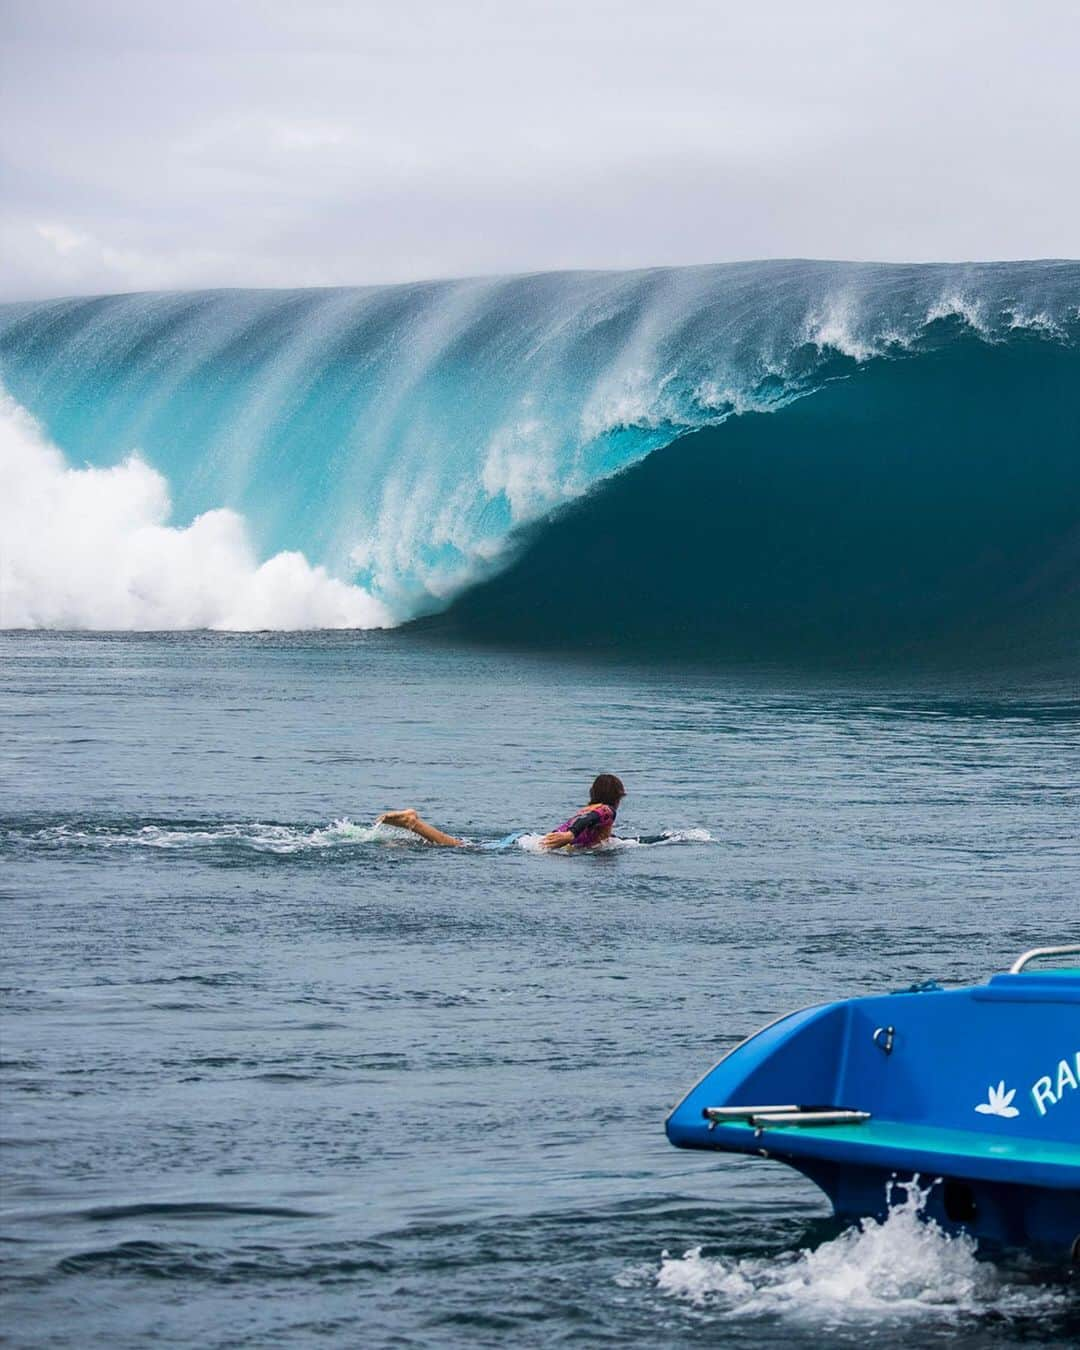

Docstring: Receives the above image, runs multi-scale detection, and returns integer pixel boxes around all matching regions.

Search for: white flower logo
[974,1081,1020,1118]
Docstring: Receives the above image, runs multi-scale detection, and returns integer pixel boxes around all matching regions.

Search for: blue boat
[666,945,1080,1259]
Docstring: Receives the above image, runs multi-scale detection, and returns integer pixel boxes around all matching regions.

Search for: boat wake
[638,1185,1070,1329]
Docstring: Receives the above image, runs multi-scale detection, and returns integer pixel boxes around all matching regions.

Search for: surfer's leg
[377,809,464,847]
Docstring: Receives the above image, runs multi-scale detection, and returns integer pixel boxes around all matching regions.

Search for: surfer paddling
[378,773,627,851]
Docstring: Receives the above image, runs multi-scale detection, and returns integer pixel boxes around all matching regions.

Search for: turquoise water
[2,631,1078,1346]
[2,260,1078,651]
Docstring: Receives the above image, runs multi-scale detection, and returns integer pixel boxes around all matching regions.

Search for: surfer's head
[590,773,626,811]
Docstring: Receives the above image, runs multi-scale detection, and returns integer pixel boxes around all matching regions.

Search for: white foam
[514,833,549,853]
[481,417,566,519]
[0,391,392,631]
[19,817,386,854]
[649,1183,1065,1326]
[925,293,990,334]
[579,366,678,438]
[1004,307,1063,336]
[514,827,712,853]
[802,299,878,362]
[692,381,750,415]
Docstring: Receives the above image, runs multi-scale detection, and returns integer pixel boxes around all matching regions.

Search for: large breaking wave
[1,259,1077,657]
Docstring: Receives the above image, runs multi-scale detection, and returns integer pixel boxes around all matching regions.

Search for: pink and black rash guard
[556,804,616,848]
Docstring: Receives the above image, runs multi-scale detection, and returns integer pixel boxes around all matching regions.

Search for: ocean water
[3,631,1078,1347]
[2,260,1078,657]
[2,257,1079,1342]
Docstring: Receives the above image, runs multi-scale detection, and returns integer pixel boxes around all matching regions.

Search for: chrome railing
[1009,943,1080,974]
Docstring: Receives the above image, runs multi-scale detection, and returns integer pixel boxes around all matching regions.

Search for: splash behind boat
[666,945,1080,1259]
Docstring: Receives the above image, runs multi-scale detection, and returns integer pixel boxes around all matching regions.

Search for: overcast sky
[1,0,1078,299]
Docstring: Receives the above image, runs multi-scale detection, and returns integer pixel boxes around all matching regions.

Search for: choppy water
[2,632,1078,1346]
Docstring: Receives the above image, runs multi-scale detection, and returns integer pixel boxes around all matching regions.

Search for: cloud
[36,222,89,256]
[1,0,1077,298]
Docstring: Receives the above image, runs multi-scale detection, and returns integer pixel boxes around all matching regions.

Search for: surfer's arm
[539,830,575,850]
[540,810,603,850]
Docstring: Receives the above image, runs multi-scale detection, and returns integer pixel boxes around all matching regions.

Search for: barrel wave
[1,259,1077,660]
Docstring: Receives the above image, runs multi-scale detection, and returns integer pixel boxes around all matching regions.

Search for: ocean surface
[2,257,1079,1342]
[3,631,1079,1347]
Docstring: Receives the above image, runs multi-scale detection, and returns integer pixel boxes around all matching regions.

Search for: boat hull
[666,969,1080,1259]
[794,1157,1080,1257]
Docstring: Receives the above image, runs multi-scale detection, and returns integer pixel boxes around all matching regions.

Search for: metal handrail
[750,1109,870,1128]
[703,1105,799,1121]
[1009,943,1080,974]
[703,1105,871,1130]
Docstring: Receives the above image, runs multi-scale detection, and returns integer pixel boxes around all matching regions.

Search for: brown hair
[590,773,626,809]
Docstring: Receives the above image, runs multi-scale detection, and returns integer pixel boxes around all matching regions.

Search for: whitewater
[1,258,1077,641]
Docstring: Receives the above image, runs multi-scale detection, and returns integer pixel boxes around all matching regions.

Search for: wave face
[433,328,1080,661]
[1,259,1078,653]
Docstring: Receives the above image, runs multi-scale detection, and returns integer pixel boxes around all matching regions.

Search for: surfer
[378,773,627,850]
